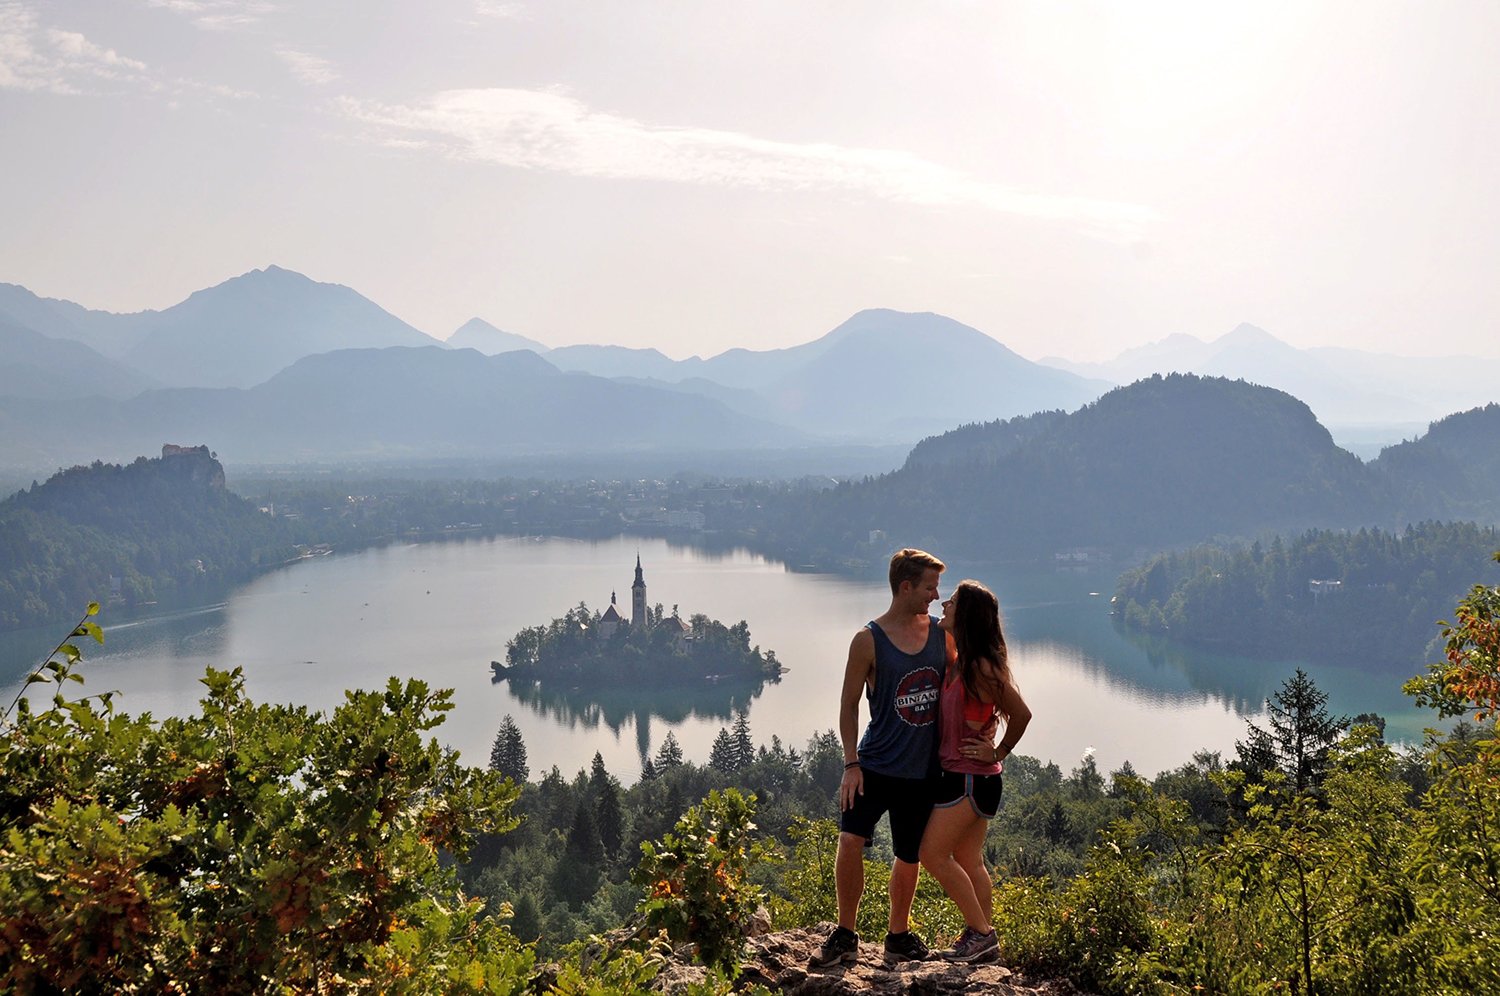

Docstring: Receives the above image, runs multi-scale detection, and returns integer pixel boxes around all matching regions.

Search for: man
[811,548,957,967]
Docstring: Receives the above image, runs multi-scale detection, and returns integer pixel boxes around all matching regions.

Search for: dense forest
[0,447,301,629]
[3,567,1499,993]
[1114,521,1500,666]
[501,601,782,685]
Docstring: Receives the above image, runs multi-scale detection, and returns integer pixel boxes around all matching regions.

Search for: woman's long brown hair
[951,579,1012,719]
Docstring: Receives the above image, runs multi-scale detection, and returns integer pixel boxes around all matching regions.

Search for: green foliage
[631,788,769,975]
[1116,522,1500,667]
[1404,550,1500,720]
[0,616,534,993]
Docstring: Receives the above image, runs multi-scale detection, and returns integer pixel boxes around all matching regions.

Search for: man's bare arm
[837,628,875,811]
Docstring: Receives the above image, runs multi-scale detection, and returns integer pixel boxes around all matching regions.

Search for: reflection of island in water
[493,556,782,761]
[499,671,774,764]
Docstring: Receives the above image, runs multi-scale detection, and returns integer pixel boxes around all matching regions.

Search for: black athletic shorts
[840,767,934,864]
[932,769,1004,820]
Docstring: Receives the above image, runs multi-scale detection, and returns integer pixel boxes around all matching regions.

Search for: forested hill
[1373,402,1500,522]
[743,374,1400,563]
[0,446,299,630]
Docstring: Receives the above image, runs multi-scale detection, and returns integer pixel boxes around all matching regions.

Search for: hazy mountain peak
[1216,323,1283,348]
[447,318,549,355]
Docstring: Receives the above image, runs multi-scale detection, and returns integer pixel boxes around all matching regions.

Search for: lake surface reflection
[0,536,1437,782]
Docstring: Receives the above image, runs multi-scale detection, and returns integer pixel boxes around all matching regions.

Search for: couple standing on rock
[812,548,1033,969]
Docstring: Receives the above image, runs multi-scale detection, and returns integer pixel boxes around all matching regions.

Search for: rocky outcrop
[650,924,1087,995]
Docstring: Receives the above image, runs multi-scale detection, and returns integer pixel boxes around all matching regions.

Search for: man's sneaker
[943,925,999,964]
[809,925,859,968]
[882,929,931,963]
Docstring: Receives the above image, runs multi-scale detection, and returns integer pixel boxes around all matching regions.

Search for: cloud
[146,0,276,31]
[0,1,253,99]
[342,88,1156,240]
[0,2,149,93]
[274,46,338,86]
[474,1,525,19]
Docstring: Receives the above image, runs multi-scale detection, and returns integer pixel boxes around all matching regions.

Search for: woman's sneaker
[809,925,859,968]
[882,930,931,963]
[943,926,999,964]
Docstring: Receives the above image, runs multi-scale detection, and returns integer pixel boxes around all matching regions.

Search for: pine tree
[708,727,740,773]
[489,714,529,784]
[655,731,684,769]
[731,713,754,770]
[510,892,542,943]
[552,799,604,908]
[589,752,623,858]
[1236,668,1349,794]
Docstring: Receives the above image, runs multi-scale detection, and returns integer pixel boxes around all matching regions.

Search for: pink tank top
[939,675,1001,775]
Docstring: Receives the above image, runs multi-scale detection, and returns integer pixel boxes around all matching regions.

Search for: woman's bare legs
[953,813,992,924]
[918,802,990,932]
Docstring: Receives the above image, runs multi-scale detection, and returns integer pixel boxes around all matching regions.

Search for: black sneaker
[882,929,931,963]
[810,925,859,968]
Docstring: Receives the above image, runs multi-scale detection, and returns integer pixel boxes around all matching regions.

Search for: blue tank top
[856,617,946,779]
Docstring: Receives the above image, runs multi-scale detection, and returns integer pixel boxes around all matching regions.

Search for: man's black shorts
[839,767,934,864]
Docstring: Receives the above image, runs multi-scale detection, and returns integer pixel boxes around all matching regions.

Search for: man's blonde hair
[888,548,945,594]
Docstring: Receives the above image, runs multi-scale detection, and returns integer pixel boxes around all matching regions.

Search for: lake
[0,535,1439,783]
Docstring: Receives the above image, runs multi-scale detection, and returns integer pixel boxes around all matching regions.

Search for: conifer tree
[655,731,684,769]
[489,714,530,784]
[731,712,754,769]
[708,727,740,773]
[1236,668,1348,794]
[552,799,604,908]
[590,752,624,858]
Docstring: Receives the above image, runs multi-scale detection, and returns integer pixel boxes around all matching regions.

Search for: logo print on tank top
[893,667,940,726]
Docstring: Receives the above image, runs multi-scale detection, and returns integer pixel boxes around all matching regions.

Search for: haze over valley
[4,265,1496,472]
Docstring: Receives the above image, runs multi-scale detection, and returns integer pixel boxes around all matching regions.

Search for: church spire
[631,553,647,628]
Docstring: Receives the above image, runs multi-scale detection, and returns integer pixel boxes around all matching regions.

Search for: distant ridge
[547,309,1111,443]
[741,374,1406,561]
[1042,323,1500,430]
[0,314,160,400]
[0,266,441,390]
[121,266,441,388]
[446,318,548,355]
[0,346,806,466]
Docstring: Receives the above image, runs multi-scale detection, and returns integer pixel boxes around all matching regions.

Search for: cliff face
[645,925,1088,995]
[159,443,226,491]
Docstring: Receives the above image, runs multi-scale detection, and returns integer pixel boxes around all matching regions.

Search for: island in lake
[496,555,783,686]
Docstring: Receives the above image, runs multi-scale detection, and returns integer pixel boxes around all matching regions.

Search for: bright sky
[3,1,1499,360]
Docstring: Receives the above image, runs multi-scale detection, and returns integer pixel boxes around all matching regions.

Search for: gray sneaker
[810,925,859,968]
[882,929,931,963]
[943,925,999,964]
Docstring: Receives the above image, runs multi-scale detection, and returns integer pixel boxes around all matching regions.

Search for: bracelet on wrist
[844,760,861,770]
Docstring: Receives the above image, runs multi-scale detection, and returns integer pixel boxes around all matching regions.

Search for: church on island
[597,554,691,642]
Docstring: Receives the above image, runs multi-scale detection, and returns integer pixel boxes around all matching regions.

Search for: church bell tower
[631,553,647,628]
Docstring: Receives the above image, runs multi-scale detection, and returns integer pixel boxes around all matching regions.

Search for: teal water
[0,536,1438,782]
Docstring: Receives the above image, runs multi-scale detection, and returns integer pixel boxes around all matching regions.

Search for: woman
[919,579,1032,964]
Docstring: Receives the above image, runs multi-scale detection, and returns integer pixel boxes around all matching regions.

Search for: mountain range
[1,265,1497,471]
[1041,323,1500,440]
